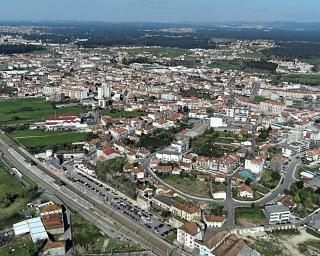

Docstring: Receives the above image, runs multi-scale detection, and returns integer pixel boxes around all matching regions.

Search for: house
[195,230,261,256]
[45,114,86,131]
[38,202,62,216]
[155,149,183,163]
[136,195,150,210]
[264,205,290,224]
[177,222,202,249]
[171,202,201,221]
[270,155,284,172]
[260,100,285,114]
[96,146,122,162]
[204,215,225,228]
[109,127,128,140]
[244,156,265,176]
[238,184,254,199]
[130,167,146,181]
[151,195,174,212]
[43,241,66,256]
[41,214,64,234]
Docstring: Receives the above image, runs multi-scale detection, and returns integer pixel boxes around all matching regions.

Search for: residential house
[177,222,202,249]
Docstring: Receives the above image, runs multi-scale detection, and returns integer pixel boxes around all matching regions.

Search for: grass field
[100,109,146,118]
[0,167,36,229]
[235,207,266,226]
[163,175,211,198]
[9,130,87,148]
[0,98,86,125]
[282,74,320,86]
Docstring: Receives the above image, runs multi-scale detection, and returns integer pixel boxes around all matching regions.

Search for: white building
[204,215,225,228]
[177,222,202,249]
[155,150,183,163]
[210,117,227,128]
[244,157,265,175]
[264,205,290,224]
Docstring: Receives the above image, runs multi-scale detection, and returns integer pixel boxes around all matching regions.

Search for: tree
[293,193,301,203]
[245,178,252,186]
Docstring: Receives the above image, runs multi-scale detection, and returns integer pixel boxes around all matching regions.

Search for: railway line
[0,133,187,256]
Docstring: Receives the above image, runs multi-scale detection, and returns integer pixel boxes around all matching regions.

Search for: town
[0,20,320,256]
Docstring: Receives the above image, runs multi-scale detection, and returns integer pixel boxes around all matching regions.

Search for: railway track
[0,133,186,256]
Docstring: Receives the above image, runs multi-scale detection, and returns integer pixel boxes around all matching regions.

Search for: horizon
[1,0,320,23]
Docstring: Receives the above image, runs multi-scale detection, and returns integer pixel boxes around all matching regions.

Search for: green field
[282,74,320,86]
[9,130,87,148]
[0,98,86,125]
[100,109,146,118]
[0,167,37,228]
[235,207,266,226]
[0,235,42,256]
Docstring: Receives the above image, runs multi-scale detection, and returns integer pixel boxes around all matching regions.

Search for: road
[0,133,187,256]
[144,153,301,230]
[143,158,224,203]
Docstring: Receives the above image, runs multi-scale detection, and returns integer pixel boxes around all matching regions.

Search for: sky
[1,0,319,23]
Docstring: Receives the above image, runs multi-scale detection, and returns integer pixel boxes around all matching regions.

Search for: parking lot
[64,166,175,237]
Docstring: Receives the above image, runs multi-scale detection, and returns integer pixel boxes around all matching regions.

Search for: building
[210,117,227,128]
[41,214,64,235]
[244,157,265,175]
[260,100,285,114]
[204,215,225,228]
[155,149,183,163]
[238,184,254,199]
[177,222,202,249]
[45,114,87,131]
[43,241,66,256]
[38,202,62,216]
[270,155,284,172]
[287,129,304,144]
[264,205,290,224]
[171,202,201,221]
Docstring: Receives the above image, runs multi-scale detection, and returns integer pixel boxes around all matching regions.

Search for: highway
[0,133,187,256]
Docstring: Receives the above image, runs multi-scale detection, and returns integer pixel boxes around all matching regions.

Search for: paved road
[233,157,300,208]
[144,153,301,230]
[0,133,187,256]
[143,158,224,203]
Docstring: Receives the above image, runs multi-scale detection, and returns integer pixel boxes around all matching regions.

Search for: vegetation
[161,172,211,198]
[96,158,126,179]
[137,128,176,152]
[0,235,44,256]
[281,74,320,86]
[0,167,38,229]
[206,59,277,73]
[192,129,240,157]
[253,95,267,103]
[256,126,272,143]
[9,130,87,150]
[268,229,300,236]
[72,213,142,254]
[0,98,86,125]
[235,207,266,225]
[247,239,282,256]
[260,170,281,189]
[0,44,45,54]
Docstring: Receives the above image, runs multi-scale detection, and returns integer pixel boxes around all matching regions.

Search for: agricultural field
[0,98,86,125]
[281,74,320,86]
[9,130,88,148]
